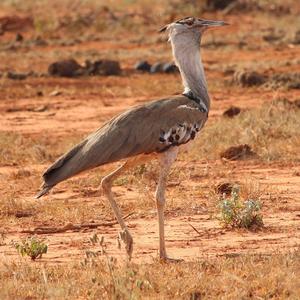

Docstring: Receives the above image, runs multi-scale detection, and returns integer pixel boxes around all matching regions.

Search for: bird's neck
[171,36,210,111]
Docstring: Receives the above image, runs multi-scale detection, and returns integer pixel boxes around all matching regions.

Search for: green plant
[13,236,48,260]
[218,186,263,229]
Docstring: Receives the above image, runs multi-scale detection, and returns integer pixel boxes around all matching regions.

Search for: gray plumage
[36,95,207,198]
[36,16,228,261]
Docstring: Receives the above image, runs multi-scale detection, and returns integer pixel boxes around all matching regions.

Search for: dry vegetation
[1,249,299,299]
[0,0,300,298]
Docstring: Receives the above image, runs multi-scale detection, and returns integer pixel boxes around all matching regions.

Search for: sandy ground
[0,10,300,264]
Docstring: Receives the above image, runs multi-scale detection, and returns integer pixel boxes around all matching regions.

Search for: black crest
[159,17,197,33]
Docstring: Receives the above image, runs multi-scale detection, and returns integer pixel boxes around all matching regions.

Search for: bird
[36,17,228,261]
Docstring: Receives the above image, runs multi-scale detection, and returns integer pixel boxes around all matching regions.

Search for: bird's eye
[185,20,194,26]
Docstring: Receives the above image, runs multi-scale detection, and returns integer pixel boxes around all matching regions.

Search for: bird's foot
[118,229,133,260]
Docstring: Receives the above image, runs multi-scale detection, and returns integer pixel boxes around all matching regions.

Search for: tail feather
[35,185,53,199]
[36,140,88,198]
[43,140,87,183]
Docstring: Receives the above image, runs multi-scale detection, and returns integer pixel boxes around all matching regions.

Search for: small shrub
[218,186,263,229]
[13,236,48,260]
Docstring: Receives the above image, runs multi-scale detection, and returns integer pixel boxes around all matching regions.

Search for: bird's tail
[35,140,88,198]
[35,184,53,199]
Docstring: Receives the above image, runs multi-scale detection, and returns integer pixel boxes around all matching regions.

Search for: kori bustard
[36,17,228,261]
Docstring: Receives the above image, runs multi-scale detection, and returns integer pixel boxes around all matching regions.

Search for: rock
[87,59,121,76]
[220,144,257,160]
[205,0,237,10]
[233,70,266,87]
[15,33,23,42]
[30,105,48,112]
[216,182,234,196]
[162,62,179,73]
[150,62,165,73]
[6,71,28,80]
[48,59,121,77]
[134,60,151,72]
[48,59,82,77]
[49,90,62,97]
[223,106,241,118]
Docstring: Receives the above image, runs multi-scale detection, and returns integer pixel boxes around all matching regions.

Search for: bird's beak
[197,19,229,27]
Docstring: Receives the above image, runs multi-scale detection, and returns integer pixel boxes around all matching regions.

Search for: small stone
[233,70,266,87]
[6,71,28,80]
[223,106,241,118]
[220,144,257,160]
[150,62,165,73]
[134,60,151,72]
[87,59,121,76]
[48,59,82,77]
[216,182,234,196]
[49,90,62,97]
[162,62,179,73]
[32,105,48,112]
[15,33,23,42]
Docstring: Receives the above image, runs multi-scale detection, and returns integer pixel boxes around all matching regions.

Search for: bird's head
[160,17,228,44]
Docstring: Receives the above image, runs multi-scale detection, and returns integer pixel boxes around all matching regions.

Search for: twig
[188,223,202,237]
[21,213,133,234]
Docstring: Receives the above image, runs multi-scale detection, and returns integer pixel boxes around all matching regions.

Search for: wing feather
[40,95,208,189]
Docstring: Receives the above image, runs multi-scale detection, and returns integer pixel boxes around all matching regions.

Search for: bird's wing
[40,95,208,189]
[82,94,208,164]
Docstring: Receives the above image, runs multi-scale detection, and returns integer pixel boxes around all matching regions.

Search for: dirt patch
[0,15,33,34]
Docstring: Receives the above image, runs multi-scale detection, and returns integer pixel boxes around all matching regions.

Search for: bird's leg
[156,147,178,261]
[101,162,133,259]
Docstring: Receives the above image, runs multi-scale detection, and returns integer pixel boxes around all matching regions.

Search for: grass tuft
[193,100,300,161]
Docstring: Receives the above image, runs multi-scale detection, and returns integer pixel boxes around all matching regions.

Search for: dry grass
[192,100,300,162]
[0,249,299,299]
[1,2,299,298]
[0,131,84,165]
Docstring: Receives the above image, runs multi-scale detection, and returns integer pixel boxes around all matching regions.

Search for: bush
[218,186,263,229]
[13,236,48,260]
